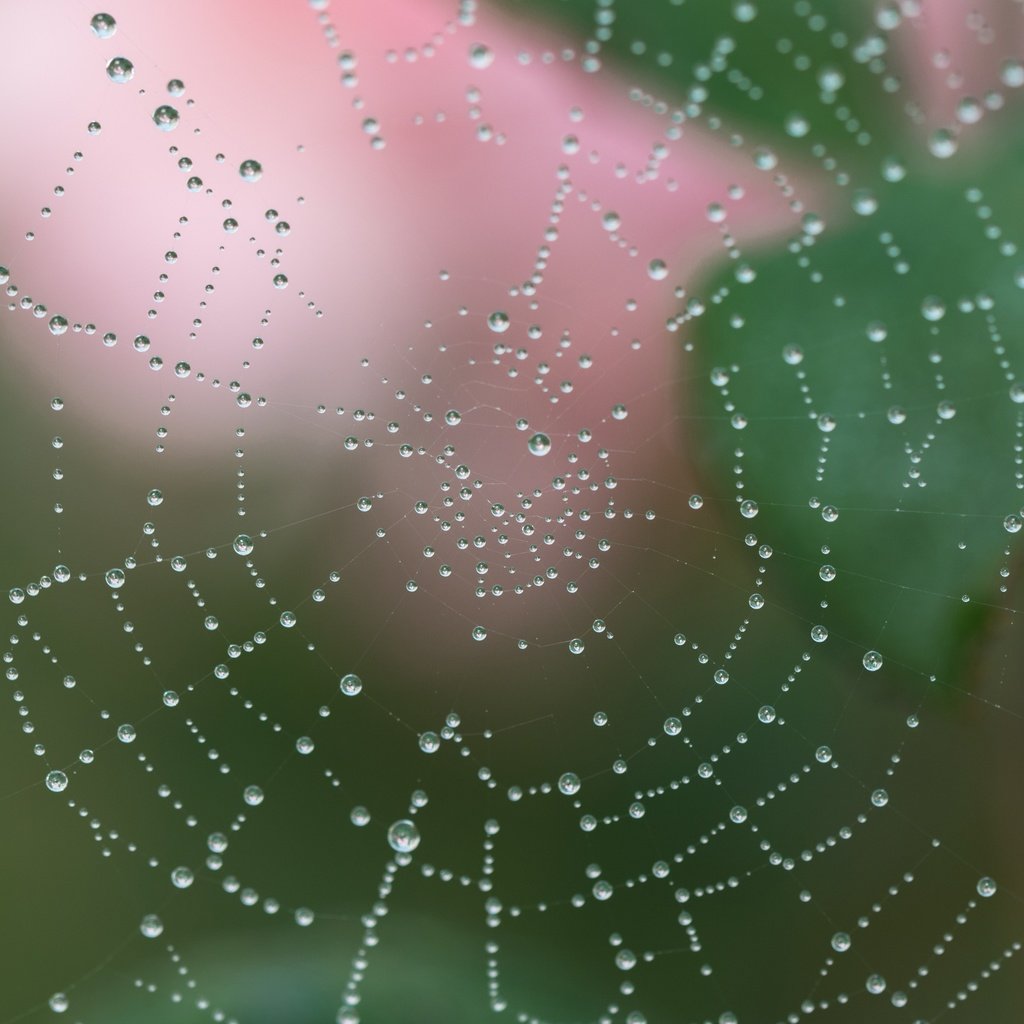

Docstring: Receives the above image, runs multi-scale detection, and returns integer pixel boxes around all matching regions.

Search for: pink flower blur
[0,0,813,643]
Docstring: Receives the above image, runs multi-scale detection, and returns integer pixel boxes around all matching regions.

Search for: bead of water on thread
[977,876,997,898]
[90,12,116,37]
[487,311,510,333]
[105,56,133,82]
[239,159,263,182]
[340,673,362,696]
[862,650,883,672]
[558,772,581,795]
[865,973,887,994]
[153,105,179,131]
[170,866,194,888]
[468,43,494,69]
[387,818,420,853]
[528,433,551,456]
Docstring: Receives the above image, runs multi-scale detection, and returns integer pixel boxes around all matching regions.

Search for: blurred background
[1,0,1023,1021]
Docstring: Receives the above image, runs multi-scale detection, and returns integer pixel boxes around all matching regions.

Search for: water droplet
[105,56,134,83]
[1000,59,1024,89]
[817,66,844,92]
[528,432,551,456]
[468,43,494,69]
[785,113,809,138]
[340,673,363,696]
[90,13,116,38]
[852,189,878,216]
[239,159,263,182]
[977,876,997,898]
[928,129,957,159]
[140,914,164,938]
[105,567,125,588]
[558,771,581,795]
[387,818,420,853]
[170,866,194,889]
[232,534,254,556]
[152,105,179,131]
[45,770,68,793]
[862,650,883,672]
[487,310,510,333]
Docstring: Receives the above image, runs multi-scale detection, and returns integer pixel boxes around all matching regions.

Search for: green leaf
[502,0,893,152]
[689,133,1024,686]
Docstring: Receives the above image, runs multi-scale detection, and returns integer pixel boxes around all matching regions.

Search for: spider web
[0,1,1022,1022]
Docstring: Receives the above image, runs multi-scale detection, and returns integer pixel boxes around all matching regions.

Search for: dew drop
[487,310,510,333]
[558,771,581,796]
[469,43,494,69]
[90,13,116,38]
[340,673,363,696]
[105,56,134,83]
[152,105,179,131]
[387,818,420,853]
